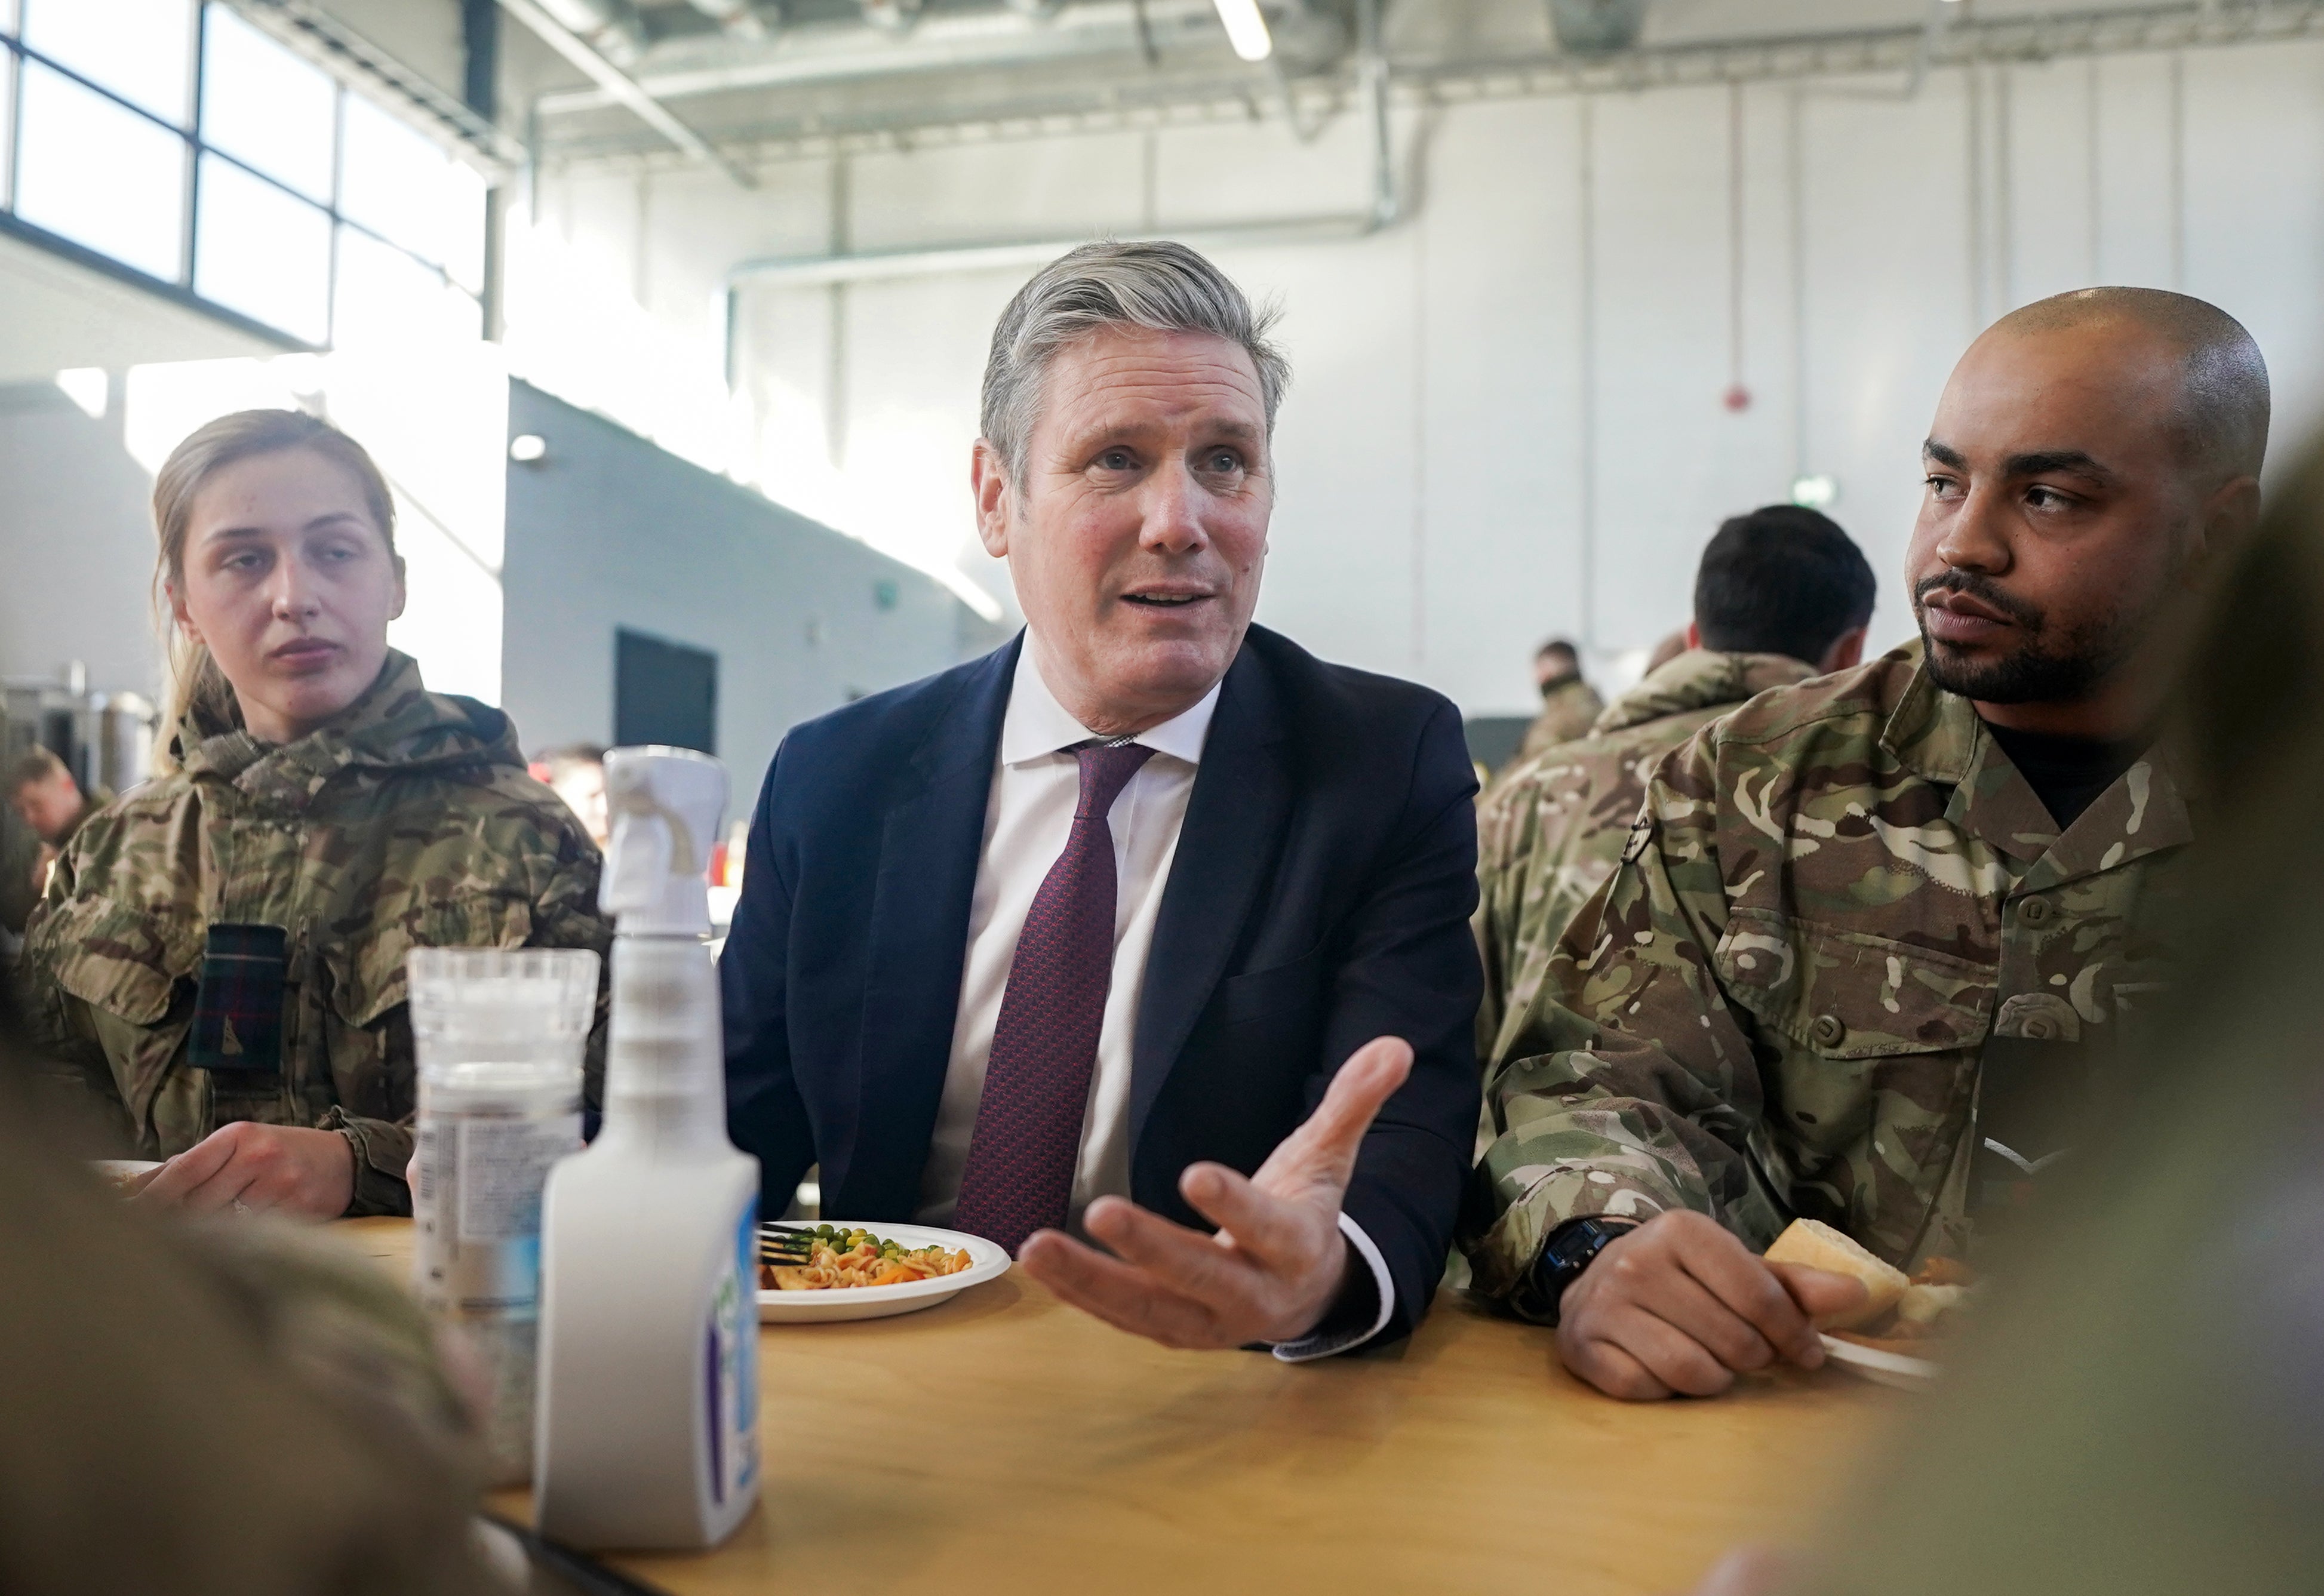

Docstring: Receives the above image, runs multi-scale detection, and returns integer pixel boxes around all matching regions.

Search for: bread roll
[1896,1282,1971,1327]
[1763,1218,1910,1330]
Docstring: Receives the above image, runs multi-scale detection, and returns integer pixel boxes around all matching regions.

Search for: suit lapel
[1129,644,1292,1149]
[846,635,1019,1211]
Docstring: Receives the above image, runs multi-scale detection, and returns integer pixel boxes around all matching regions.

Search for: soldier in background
[1474,507,1876,1068]
[0,812,40,940]
[1507,637,1604,768]
[531,742,611,850]
[3,749,114,932]
[14,410,610,1220]
[1463,287,2267,1400]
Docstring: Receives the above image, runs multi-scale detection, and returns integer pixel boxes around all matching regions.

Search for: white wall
[500,380,988,797]
[512,38,2324,716]
[0,381,165,698]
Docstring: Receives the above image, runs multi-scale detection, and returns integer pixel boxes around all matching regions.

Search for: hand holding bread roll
[1762,1219,1910,1330]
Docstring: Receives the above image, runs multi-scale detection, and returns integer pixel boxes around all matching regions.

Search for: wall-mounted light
[1790,474,1839,510]
[1212,0,1272,61]
[509,433,549,464]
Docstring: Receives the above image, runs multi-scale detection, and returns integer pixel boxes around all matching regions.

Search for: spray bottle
[533,746,761,1549]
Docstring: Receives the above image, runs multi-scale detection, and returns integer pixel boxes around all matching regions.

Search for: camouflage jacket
[1510,675,1606,768]
[1463,645,2193,1308]
[17,654,610,1216]
[1474,650,1818,1069]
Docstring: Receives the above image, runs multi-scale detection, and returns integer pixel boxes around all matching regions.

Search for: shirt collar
[1000,634,1222,768]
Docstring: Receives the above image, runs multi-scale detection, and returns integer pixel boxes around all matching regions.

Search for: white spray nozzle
[600,746,727,935]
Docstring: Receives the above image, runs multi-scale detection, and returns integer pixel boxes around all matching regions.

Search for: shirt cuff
[1268,1211,1397,1363]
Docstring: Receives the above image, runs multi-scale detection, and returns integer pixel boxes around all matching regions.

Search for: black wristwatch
[1511,1216,1639,1326]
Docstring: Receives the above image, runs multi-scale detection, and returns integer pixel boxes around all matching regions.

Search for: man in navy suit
[720,241,1481,1357]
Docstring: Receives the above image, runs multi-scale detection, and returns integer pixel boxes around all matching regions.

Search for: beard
[1914,569,2165,705]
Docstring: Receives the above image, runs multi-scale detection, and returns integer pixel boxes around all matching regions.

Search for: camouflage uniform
[1462,644,2191,1308]
[1474,650,1817,1070]
[15,653,610,1216]
[0,813,39,936]
[1509,674,1605,768]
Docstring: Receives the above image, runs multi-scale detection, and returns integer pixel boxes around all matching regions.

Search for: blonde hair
[150,410,398,772]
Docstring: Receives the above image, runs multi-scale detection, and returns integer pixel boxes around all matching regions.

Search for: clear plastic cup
[407,946,600,1485]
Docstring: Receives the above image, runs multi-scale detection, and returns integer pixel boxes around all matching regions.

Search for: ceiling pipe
[718,0,1391,383]
[499,0,760,186]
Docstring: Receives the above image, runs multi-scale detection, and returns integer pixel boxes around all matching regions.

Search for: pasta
[759,1225,975,1292]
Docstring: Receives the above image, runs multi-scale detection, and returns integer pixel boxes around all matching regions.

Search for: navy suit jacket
[719,625,1482,1343]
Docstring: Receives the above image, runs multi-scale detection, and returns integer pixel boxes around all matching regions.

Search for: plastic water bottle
[408,946,601,1486]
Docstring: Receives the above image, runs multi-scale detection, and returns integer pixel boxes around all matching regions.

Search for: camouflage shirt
[1463,645,2193,1308]
[1474,650,1818,1070]
[16,654,610,1216]
[1509,675,1606,769]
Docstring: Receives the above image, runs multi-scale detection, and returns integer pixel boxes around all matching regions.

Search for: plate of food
[1763,1218,1977,1392]
[756,1221,1010,1324]
[91,1160,162,1194]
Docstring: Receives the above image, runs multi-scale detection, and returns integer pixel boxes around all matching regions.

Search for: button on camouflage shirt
[1475,649,1818,1070]
[16,653,611,1216]
[1462,645,2192,1308]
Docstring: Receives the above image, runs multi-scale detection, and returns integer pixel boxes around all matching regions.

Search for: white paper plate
[757,1222,1010,1324]
[1819,1332,1940,1391]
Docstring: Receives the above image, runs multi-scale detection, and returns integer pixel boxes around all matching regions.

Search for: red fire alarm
[1722,383,1753,413]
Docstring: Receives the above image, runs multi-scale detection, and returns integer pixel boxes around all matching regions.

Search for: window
[194,153,331,345]
[336,224,479,349]
[20,0,192,124]
[14,61,186,280]
[1,1,487,350]
[198,4,332,202]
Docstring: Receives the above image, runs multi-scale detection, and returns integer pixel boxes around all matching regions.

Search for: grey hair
[979,239,1292,485]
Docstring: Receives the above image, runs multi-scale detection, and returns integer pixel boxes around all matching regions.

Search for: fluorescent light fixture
[1790,473,1839,510]
[54,368,108,419]
[1212,0,1273,61]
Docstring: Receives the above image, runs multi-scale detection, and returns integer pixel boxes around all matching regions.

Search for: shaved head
[1907,285,2270,738]
[1990,287,2269,482]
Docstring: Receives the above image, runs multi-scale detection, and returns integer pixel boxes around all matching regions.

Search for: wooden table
[339,1219,1899,1596]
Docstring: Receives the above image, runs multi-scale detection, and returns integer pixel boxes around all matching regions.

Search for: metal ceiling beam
[229,0,524,170]
[1405,0,2324,99]
[535,0,1273,111]
[534,0,2324,165]
[720,0,1390,306]
[499,0,760,186]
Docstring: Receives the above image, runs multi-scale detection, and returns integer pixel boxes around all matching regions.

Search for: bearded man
[1461,287,2267,1401]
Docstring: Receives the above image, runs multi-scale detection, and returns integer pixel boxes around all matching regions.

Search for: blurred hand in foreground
[1556,1208,1867,1400]
[1017,1036,1413,1349]
[133,1122,356,1220]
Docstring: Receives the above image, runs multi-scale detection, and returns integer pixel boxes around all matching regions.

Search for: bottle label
[412,1105,580,1485]
[415,1111,582,1313]
[704,1200,761,1508]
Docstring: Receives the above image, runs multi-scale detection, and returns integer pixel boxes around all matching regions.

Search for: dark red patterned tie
[950,740,1155,1254]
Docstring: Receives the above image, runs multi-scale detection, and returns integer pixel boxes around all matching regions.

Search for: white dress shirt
[915,638,1394,1361]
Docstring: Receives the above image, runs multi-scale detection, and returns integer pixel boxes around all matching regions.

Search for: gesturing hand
[132,1123,357,1220]
[1017,1035,1413,1350]
[1554,1209,1867,1400]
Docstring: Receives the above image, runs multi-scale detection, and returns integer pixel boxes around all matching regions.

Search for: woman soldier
[16,410,610,1219]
